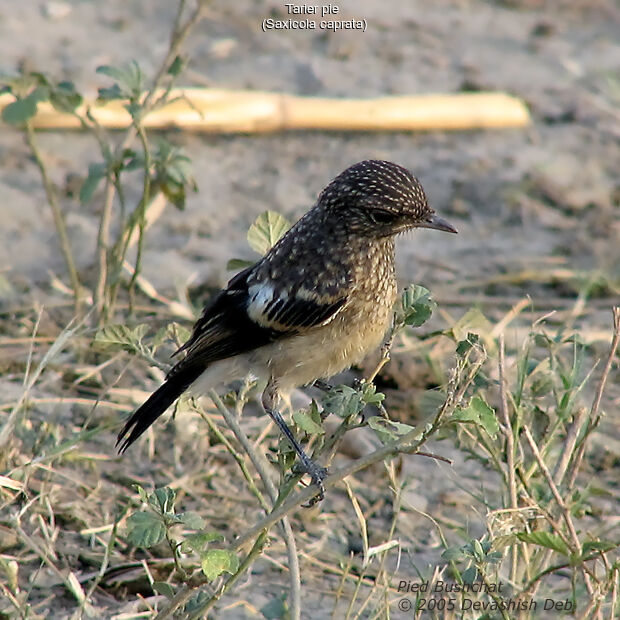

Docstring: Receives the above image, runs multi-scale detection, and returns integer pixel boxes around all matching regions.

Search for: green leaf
[441,546,465,562]
[133,484,148,503]
[582,540,617,555]
[185,591,209,613]
[293,409,324,435]
[149,487,176,515]
[417,390,446,417]
[180,531,225,554]
[453,396,499,439]
[158,177,186,210]
[167,55,185,77]
[473,539,485,562]
[97,83,123,101]
[80,163,107,205]
[167,322,191,345]
[97,61,144,99]
[247,211,291,255]
[154,141,193,183]
[125,101,142,120]
[152,140,196,210]
[26,84,50,103]
[517,532,569,556]
[126,511,166,548]
[530,375,553,397]
[277,439,297,465]
[399,285,436,327]
[453,405,478,423]
[96,64,128,82]
[462,566,478,584]
[177,512,206,530]
[361,382,385,405]
[261,594,288,619]
[123,149,144,171]
[322,385,364,418]
[49,81,83,113]
[200,549,239,581]
[485,551,503,564]
[367,416,415,443]
[455,332,481,357]
[534,333,552,348]
[152,582,175,599]
[2,94,38,126]
[93,324,148,354]
[226,258,254,271]
[473,397,499,439]
[151,326,170,349]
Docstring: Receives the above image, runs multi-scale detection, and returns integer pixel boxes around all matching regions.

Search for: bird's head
[318,160,457,237]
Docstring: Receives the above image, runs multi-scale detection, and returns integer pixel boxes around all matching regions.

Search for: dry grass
[0,281,618,618]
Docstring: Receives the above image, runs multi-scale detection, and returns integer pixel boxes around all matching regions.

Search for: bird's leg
[262,381,327,503]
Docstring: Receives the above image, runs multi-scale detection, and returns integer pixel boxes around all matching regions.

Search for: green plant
[126,486,239,586]
[0,0,206,322]
[427,309,620,618]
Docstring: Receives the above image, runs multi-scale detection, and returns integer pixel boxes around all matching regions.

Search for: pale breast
[257,237,397,391]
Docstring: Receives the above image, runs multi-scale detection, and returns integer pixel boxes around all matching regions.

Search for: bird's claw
[294,461,328,506]
[303,487,324,507]
[304,465,327,507]
[313,379,334,393]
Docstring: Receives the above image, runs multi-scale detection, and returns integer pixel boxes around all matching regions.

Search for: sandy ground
[1,0,618,292]
[0,1,618,618]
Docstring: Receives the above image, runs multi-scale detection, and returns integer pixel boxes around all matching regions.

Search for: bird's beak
[418,213,458,234]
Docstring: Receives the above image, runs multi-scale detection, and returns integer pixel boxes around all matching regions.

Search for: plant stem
[207,390,302,619]
[94,180,116,321]
[153,349,484,620]
[93,0,207,322]
[25,121,81,314]
[127,123,152,315]
[155,531,269,620]
[498,335,519,583]
[566,307,620,489]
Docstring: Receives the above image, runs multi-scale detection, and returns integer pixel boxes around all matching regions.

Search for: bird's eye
[369,210,395,224]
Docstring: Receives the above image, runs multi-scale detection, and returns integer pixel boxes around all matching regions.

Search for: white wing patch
[246,280,346,332]
[247,282,279,323]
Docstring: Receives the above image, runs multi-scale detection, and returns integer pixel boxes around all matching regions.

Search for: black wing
[117,265,347,452]
[173,265,347,370]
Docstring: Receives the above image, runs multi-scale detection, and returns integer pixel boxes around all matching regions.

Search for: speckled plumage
[117,160,457,498]
[250,234,397,391]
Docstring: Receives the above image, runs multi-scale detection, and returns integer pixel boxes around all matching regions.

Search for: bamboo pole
[0,88,530,132]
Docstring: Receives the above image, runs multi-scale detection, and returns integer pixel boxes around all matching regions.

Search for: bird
[117,160,457,501]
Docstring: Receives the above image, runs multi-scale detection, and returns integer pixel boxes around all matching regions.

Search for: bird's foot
[313,379,334,393]
[294,458,328,506]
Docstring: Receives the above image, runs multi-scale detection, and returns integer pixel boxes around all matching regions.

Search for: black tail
[116,366,204,453]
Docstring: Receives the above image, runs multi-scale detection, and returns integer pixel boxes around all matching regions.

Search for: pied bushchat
[117,160,457,499]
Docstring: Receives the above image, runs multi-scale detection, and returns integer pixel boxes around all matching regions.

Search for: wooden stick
[0,88,530,132]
